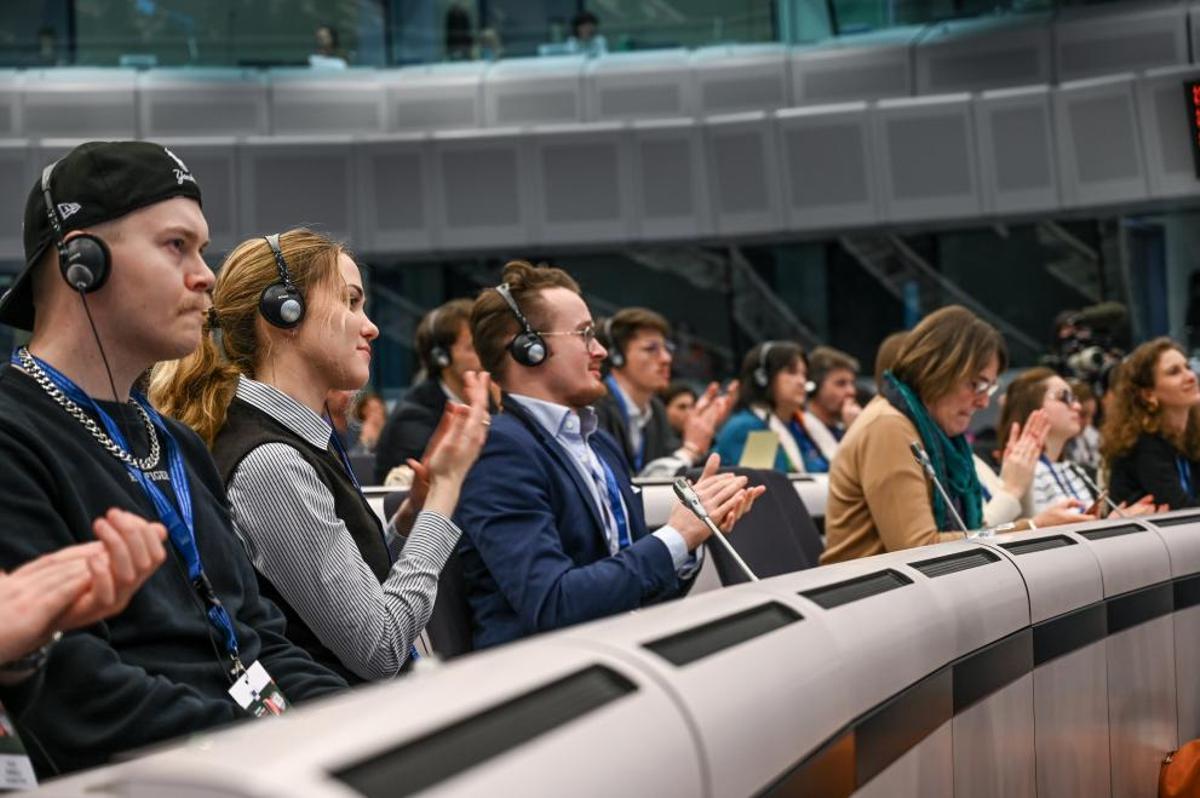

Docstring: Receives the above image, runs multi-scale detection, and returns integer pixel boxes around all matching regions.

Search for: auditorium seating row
[34,510,1200,797]
[0,1,1194,141]
[3,59,1194,259]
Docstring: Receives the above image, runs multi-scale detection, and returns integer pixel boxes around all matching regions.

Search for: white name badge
[227,661,290,718]
[0,700,37,791]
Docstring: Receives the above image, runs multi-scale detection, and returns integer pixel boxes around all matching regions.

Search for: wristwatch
[0,632,61,676]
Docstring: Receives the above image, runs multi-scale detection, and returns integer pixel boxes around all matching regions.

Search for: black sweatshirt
[0,366,347,777]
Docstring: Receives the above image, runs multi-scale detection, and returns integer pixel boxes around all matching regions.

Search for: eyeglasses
[539,323,598,349]
[636,340,677,357]
[1049,388,1078,406]
[971,377,1000,398]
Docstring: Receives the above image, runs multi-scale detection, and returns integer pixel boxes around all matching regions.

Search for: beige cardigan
[822,397,967,564]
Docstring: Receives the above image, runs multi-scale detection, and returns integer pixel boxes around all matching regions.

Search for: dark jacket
[210,399,391,685]
[593,387,681,475]
[1108,432,1200,509]
[374,378,446,483]
[0,366,346,778]
[453,395,691,650]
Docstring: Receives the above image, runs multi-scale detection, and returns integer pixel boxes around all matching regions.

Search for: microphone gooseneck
[909,441,971,534]
[672,477,759,583]
[1065,460,1126,517]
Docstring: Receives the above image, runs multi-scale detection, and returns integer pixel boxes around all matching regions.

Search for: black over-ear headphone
[425,306,451,370]
[753,341,777,388]
[260,233,306,329]
[603,316,624,369]
[42,162,111,294]
[494,282,546,367]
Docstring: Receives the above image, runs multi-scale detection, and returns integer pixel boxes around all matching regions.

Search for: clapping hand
[0,509,166,668]
[999,410,1050,501]
[668,454,767,550]
[681,381,739,462]
[392,371,492,534]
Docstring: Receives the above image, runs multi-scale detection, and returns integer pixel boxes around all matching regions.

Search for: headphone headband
[259,233,306,328]
[264,233,293,287]
[41,162,66,255]
[494,282,547,367]
[42,159,111,294]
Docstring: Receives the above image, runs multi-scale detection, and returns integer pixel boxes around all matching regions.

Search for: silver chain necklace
[17,347,161,472]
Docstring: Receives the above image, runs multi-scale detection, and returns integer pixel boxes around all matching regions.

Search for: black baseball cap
[1,140,204,331]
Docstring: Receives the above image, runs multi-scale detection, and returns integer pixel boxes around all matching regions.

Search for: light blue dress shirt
[508,394,698,574]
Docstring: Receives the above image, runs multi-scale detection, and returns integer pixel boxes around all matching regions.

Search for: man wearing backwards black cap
[0,141,347,777]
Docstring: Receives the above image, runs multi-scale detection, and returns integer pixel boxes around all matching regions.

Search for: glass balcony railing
[0,0,1139,70]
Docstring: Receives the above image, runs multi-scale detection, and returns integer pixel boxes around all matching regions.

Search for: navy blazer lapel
[501,395,609,539]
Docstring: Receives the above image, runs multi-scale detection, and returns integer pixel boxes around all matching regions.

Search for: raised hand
[999,409,1050,500]
[393,371,492,531]
[668,454,767,550]
[682,381,739,462]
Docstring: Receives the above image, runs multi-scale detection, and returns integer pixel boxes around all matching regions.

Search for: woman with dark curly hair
[1102,338,1200,509]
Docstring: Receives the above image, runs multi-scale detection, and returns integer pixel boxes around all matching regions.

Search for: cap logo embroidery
[57,202,81,221]
[162,147,196,187]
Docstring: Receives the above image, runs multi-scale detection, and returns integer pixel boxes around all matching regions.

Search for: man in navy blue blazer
[454,260,763,650]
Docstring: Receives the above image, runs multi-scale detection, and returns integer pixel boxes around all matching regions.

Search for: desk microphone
[672,477,759,582]
[909,442,971,533]
[1065,461,1126,517]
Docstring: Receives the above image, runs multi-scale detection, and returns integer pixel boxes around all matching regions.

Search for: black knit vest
[211,398,390,685]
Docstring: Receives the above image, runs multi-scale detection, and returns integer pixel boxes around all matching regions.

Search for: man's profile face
[617,328,673,396]
[529,287,607,409]
[86,197,213,364]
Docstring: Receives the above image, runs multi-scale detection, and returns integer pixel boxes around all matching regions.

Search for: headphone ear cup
[609,349,625,369]
[754,367,769,388]
[60,234,111,293]
[511,332,547,367]
[432,346,451,370]
[259,283,307,329]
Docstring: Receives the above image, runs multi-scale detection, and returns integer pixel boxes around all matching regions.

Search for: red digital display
[1186,80,1200,179]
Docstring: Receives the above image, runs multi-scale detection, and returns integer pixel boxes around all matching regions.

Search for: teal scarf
[882,371,984,531]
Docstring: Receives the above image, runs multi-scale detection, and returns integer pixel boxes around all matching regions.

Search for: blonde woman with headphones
[151,229,490,683]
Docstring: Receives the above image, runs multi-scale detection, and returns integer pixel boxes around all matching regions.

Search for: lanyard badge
[0,700,38,790]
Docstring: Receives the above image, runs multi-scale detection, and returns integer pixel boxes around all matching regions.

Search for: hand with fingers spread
[668,454,767,550]
[392,371,492,534]
[681,381,739,462]
[0,508,166,667]
[999,409,1050,501]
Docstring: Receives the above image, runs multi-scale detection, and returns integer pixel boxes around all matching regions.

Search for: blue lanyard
[1040,455,1081,501]
[597,456,631,550]
[1178,456,1194,497]
[604,375,646,471]
[16,350,243,671]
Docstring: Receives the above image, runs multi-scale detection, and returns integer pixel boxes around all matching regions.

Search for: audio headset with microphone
[42,161,111,294]
[494,282,546,367]
[753,341,776,388]
[603,317,625,369]
[259,233,306,329]
[753,340,817,393]
[424,306,451,370]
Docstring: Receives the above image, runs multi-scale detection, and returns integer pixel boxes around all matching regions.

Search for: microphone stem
[702,515,759,582]
[923,462,971,533]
